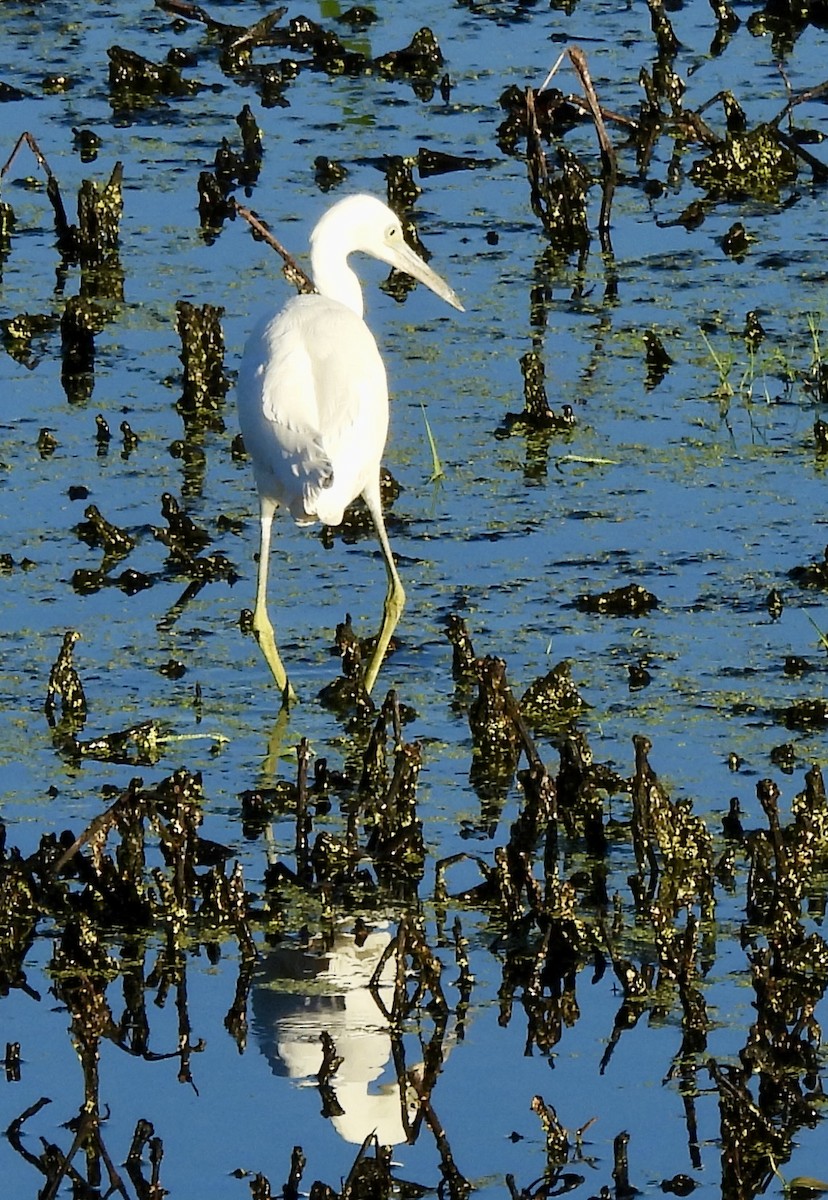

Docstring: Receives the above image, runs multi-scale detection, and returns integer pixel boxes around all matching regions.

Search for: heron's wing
[238,295,388,526]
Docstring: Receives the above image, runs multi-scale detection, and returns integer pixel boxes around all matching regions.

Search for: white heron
[237,193,463,701]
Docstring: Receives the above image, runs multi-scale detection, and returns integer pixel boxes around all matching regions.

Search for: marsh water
[2,1,828,1196]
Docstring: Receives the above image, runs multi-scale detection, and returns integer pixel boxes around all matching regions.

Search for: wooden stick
[233,200,316,293]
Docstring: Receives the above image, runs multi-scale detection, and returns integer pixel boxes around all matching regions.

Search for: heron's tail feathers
[286,446,341,526]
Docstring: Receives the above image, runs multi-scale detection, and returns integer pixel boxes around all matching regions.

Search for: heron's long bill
[390,239,464,313]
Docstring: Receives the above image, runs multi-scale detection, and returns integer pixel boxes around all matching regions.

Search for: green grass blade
[421,403,444,482]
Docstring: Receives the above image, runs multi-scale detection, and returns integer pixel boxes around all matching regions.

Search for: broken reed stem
[525,87,549,191]
[5,1097,53,1167]
[233,199,316,294]
[773,64,828,126]
[775,128,828,183]
[567,46,617,238]
[0,130,52,181]
[155,0,224,29]
[502,683,545,774]
[568,49,616,173]
[49,788,136,877]
[534,46,618,246]
[341,1133,376,1197]
[0,130,74,248]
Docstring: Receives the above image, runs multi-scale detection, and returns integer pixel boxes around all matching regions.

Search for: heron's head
[311,194,464,313]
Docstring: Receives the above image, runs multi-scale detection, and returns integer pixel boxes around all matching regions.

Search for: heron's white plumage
[238,292,388,526]
[236,192,463,700]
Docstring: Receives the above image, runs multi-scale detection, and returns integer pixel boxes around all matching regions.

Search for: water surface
[1,2,828,1196]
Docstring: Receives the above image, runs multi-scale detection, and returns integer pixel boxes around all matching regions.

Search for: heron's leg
[251,496,296,705]
[362,480,406,695]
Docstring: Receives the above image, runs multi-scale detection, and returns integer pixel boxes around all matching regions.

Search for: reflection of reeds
[9,616,828,1197]
[13,585,828,1197]
[6,1,828,1194]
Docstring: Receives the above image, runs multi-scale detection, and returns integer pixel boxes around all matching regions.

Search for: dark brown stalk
[567,48,617,243]
[233,200,315,293]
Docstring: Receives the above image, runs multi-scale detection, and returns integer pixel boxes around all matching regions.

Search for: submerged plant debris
[3,2,828,1199]
[8,633,828,1197]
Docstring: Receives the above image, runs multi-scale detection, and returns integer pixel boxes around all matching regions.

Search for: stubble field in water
[2,1,828,1197]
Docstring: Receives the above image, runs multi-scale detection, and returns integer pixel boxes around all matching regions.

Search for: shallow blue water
[1,1,828,1195]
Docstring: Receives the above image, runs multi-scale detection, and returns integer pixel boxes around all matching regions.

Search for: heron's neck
[310,238,364,318]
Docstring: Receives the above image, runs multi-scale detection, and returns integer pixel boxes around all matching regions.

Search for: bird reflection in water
[252,921,420,1145]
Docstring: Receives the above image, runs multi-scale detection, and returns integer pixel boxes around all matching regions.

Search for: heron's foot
[251,616,297,704]
[260,644,297,706]
[363,584,405,695]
